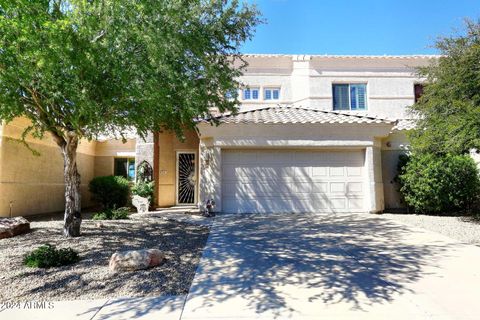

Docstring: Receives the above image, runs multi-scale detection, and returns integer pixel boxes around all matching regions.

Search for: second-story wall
[236,54,435,120]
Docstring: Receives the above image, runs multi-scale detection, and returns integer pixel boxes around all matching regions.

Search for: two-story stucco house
[0,54,435,217]
[150,54,435,214]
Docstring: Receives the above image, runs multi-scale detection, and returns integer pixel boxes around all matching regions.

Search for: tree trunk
[60,134,82,237]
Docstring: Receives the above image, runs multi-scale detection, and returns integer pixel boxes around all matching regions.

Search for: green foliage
[397,153,480,214]
[92,207,130,220]
[0,0,260,235]
[89,176,130,209]
[131,181,155,203]
[23,244,80,268]
[409,20,480,154]
[0,0,261,142]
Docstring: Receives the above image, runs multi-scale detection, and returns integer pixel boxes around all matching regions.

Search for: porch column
[365,143,385,213]
[199,138,222,212]
[135,132,155,177]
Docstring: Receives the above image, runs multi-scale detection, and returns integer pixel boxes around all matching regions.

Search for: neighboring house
[0,54,435,217]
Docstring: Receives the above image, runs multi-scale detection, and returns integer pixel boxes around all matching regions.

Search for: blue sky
[241,0,480,55]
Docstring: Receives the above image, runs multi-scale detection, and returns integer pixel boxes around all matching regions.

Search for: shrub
[131,181,155,203]
[92,207,130,220]
[398,153,480,214]
[24,244,80,268]
[89,176,130,209]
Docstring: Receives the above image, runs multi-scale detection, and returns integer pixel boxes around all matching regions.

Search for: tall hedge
[398,153,480,214]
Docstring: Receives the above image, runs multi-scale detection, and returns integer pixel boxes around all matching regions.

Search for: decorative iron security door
[176,152,196,204]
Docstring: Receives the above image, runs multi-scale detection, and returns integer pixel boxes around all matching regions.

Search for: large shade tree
[0,0,260,236]
[409,20,480,154]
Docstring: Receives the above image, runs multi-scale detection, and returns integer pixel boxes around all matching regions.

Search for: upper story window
[332,83,367,111]
[242,87,259,100]
[225,89,238,100]
[414,83,424,103]
[264,88,280,100]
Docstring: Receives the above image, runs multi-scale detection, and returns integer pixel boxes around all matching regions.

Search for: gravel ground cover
[382,213,480,245]
[0,216,209,301]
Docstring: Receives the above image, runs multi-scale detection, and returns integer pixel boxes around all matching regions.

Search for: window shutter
[350,84,366,110]
[333,84,349,110]
[273,89,279,99]
[265,89,272,100]
[252,89,259,100]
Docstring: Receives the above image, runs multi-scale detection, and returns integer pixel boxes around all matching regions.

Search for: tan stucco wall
[0,118,136,217]
[94,139,136,177]
[157,130,199,207]
[381,131,409,210]
[0,118,96,217]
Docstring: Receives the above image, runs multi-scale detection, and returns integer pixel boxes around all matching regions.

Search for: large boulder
[0,217,30,240]
[109,249,164,272]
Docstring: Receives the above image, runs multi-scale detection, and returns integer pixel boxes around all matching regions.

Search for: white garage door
[222,150,365,213]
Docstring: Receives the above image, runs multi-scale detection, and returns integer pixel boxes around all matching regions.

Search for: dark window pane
[333,84,349,110]
[114,158,128,178]
[414,84,424,103]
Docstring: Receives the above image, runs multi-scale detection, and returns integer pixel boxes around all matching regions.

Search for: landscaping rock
[109,248,165,272]
[0,217,30,240]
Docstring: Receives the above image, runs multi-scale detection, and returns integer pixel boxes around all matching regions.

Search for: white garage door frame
[220,148,367,214]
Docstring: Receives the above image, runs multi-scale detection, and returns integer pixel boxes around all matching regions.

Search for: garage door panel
[223,151,254,164]
[222,150,365,214]
[223,197,257,213]
[294,182,312,193]
[347,182,363,194]
[312,167,328,177]
[348,197,364,210]
[329,167,345,177]
[256,151,293,164]
[347,166,363,176]
[330,198,347,209]
[330,182,346,193]
[311,182,328,193]
[257,198,293,213]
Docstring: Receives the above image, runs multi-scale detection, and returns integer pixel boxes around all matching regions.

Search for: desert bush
[398,153,480,214]
[131,181,155,203]
[92,207,130,220]
[89,176,130,209]
[24,244,80,268]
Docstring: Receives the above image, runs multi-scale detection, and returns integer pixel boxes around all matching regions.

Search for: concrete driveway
[181,212,480,319]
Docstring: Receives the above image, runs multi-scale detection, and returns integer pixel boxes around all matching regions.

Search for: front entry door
[176,152,196,204]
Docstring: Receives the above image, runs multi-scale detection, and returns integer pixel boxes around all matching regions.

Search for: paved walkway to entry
[182,212,480,319]
[3,212,479,319]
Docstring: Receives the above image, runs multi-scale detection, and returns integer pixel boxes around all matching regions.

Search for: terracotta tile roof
[207,105,394,125]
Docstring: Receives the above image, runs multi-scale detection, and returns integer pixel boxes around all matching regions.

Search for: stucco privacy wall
[0,118,136,217]
[197,123,390,213]
[156,129,199,207]
[0,118,95,217]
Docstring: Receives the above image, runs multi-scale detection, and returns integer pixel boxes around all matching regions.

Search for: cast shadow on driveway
[186,213,452,317]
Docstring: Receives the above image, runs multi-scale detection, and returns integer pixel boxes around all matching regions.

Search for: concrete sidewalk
[0,295,186,320]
